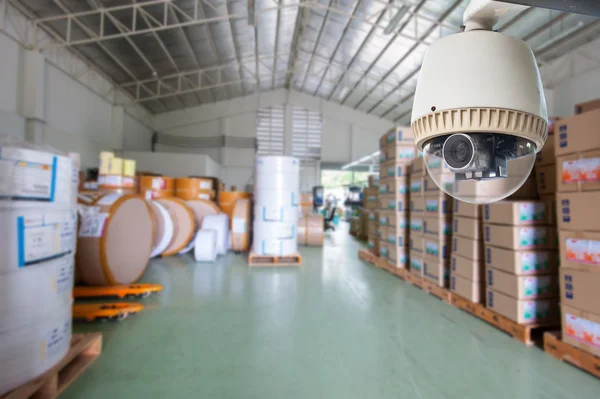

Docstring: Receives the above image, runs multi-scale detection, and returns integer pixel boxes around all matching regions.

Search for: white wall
[551,67,600,118]
[122,151,222,179]
[124,114,153,151]
[0,32,25,141]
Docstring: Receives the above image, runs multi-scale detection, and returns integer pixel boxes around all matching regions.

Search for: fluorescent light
[384,4,410,35]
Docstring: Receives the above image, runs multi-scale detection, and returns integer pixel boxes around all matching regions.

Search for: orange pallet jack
[73,283,163,299]
[72,303,144,322]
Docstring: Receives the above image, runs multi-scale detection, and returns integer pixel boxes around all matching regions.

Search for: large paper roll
[255,155,300,175]
[297,217,307,245]
[253,220,296,240]
[194,229,218,262]
[148,201,174,258]
[0,303,71,395]
[179,230,199,254]
[156,198,195,257]
[0,145,77,210]
[231,198,250,252]
[306,214,325,246]
[254,204,298,223]
[252,236,298,256]
[218,191,251,220]
[202,214,230,255]
[76,192,153,285]
[175,177,215,201]
[254,188,299,208]
[254,173,300,191]
[186,199,220,227]
[0,206,77,273]
[0,255,73,330]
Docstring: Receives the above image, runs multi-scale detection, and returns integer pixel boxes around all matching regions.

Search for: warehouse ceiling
[16,0,600,123]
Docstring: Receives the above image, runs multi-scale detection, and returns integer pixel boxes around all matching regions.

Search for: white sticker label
[55,260,75,294]
[261,206,283,221]
[564,313,600,349]
[145,190,152,200]
[97,193,121,206]
[43,319,71,361]
[122,176,136,187]
[19,211,76,266]
[0,147,55,200]
[151,178,162,189]
[521,252,549,272]
[519,203,545,222]
[199,181,211,189]
[261,240,282,255]
[523,300,550,321]
[198,193,210,200]
[79,213,109,237]
[523,276,552,297]
[102,175,122,186]
[233,218,246,233]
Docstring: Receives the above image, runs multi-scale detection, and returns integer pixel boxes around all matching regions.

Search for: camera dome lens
[443,134,473,169]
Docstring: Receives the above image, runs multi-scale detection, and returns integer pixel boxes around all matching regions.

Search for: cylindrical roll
[201,214,230,255]
[252,237,298,256]
[179,230,199,254]
[297,217,307,245]
[0,303,71,395]
[218,191,251,220]
[0,256,73,330]
[306,214,325,246]
[175,177,215,201]
[76,193,153,285]
[254,156,300,191]
[186,199,220,227]
[253,221,296,240]
[139,176,174,199]
[156,198,195,257]
[231,198,250,251]
[254,204,298,223]
[148,201,174,258]
[194,229,218,262]
[254,188,299,208]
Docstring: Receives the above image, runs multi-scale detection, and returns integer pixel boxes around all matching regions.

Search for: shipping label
[520,252,550,273]
[523,276,552,297]
[523,300,551,321]
[18,211,76,267]
[519,228,547,247]
[425,199,438,212]
[566,238,600,265]
[564,313,600,349]
[79,212,109,238]
[42,318,71,362]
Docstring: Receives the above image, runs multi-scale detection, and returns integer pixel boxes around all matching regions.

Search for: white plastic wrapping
[252,236,298,256]
[255,155,300,175]
[253,188,299,208]
[253,221,297,240]
[254,204,298,223]
[149,201,174,258]
[0,303,72,395]
[194,229,218,262]
[201,214,230,255]
[0,255,74,330]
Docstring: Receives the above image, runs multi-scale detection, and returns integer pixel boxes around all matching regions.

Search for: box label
[561,158,600,183]
[411,219,423,232]
[398,184,408,195]
[521,252,550,272]
[411,181,422,193]
[380,247,389,257]
[523,276,552,297]
[411,257,422,271]
[523,300,550,321]
[426,199,438,212]
[379,216,387,226]
[387,234,395,244]
[565,238,600,265]
[425,240,440,256]
[398,219,408,229]
[18,211,77,267]
[519,203,546,222]
[519,228,547,247]
[398,148,414,160]
[564,313,600,349]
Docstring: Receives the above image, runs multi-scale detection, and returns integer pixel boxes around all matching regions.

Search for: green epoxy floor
[65,225,599,398]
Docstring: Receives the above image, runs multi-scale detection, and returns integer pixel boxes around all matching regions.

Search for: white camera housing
[411,0,548,204]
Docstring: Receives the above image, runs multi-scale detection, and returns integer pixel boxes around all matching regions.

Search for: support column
[284,103,293,156]
[111,105,124,151]
[21,50,46,145]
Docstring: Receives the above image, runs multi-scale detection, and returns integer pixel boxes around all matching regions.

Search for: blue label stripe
[291,192,298,207]
[49,156,58,202]
[17,216,25,267]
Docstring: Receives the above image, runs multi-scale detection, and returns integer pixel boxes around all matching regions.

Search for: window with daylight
[256,105,284,155]
[292,106,322,161]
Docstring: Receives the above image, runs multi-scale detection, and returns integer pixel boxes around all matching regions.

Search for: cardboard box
[451,173,537,203]
[485,245,557,275]
[453,201,482,219]
[370,210,378,223]
[535,139,555,166]
[426,156,452,175]
[484,224,555,250]
[557,192,600,232]
[385,144,416,163]
[368,175,379,188]
[423,258,449,287]
[367,236,380,256]
[410,251,424,277]
[410,215,424,235]
[556,151,600,193]
[453,236,484,261]
[451,273,485,303]
[378,179,388,195]
[377,225,388,241]
[364,187,378,209]
[483,200,550,226]
[395,216,408,232]
[411,157,426,178]
[367,222,378,236]
[451,254,484,281]
[555,109,600,157]
[378,210,389,227]
[535,164,556,195]
[380,126,414,148]
[539,195,556,226]
[379,193,409,214]
[559,268,600,315]
[379,240,389,258]
[410,196,425,213]
[486,289,558,324]
[548,117,560,134]
[410,235,424,256]
[558,230,600,273]
[507,175,538,200]
[380,160,410,179]
[561,305,600,358]
[388,244,409,269]
[424,171,454,194]
[424,193,453,217]
[487,267,557,299]
[383,176,409,195]
[411,178,423,195]
[387,227,409,249]
[575,98,600,115]
[424,236,451,262]
[423,215,452,239]
[453,216,482,240]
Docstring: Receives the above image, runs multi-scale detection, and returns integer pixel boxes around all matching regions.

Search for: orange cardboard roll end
[156,197,195,256]
[186,199,221,227]
[76,193,154,286]
[231,198,251,251]
[218,191,251,219]
[175,177,215,201]
[298,215,324,246]
[139,176,175,199]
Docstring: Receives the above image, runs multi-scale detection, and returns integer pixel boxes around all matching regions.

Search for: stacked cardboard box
[379,127,415,269]
[409,156,425,277]
[483,200,559,324]
[555,103,600,357]
[450,202,484,303]
[365,175,380,255]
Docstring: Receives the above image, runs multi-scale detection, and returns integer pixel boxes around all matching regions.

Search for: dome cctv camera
[411,0,548,204]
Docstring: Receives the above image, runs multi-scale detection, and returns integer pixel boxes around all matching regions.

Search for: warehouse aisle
[64,226,598,399]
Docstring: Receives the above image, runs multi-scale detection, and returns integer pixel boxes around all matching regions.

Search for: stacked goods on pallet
[252,156,299,256]
[483,200,559,325]
[421,159,453,287]
[98,152,137,194]
[379,127,414,269]
[409,156,425,277]
[555,102,600,357]
[300,193,313,216]
[0,140,79,394]
[358,209,370,239]
[139,175,175,199]
[175,177,215,201]
[451,202,484,302]
[367,209,379,255]
[365,175,379,251]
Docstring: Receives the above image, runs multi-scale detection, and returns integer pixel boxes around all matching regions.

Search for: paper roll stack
[252,156,299,256]
[98,153,137,195]
[139,176,175,200]
[297,215,325,246]
[231,198,250,252]
[156,198,195,257]
[76,192,153,285]
[0,140,77,395]
[175,177,215,201]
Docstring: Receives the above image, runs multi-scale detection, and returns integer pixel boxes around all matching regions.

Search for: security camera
[411,0,548,204]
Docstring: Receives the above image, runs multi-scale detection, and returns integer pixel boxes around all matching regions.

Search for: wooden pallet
[248,252,302,267]
[544,331,600,379]
[2,333,102,399]
[450,293,557,346]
